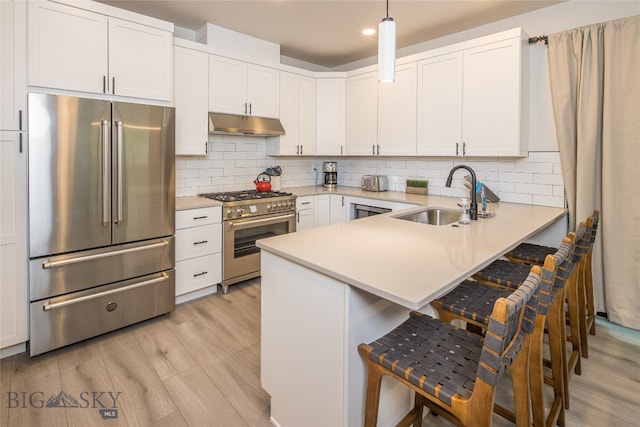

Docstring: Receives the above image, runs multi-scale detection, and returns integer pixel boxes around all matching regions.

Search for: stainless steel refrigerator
[27,93,176,356]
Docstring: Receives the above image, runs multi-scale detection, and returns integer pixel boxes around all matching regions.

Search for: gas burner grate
[201,190,293,203]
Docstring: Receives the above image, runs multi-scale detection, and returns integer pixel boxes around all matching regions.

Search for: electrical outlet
[313,167,317,173]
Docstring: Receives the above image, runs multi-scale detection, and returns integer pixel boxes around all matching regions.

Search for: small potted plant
[406,179,428,195]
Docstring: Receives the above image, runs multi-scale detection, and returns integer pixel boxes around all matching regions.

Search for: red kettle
[254,173,271,192]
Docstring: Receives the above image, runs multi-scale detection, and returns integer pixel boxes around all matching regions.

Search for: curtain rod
[528,35,548,45]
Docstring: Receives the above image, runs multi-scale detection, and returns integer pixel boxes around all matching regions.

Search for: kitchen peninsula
[258,195,566,427]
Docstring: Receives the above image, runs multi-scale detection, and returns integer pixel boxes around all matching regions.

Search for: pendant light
[378,0,396,82]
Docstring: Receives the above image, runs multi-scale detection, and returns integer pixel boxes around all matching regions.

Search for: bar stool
[358,269,541,427]
[506,210,600,356]
[471,229,584,410]
[576,212,599,356]
[432,242,572,427]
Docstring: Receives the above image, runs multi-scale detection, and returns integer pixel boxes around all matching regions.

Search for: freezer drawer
[29,270,175,356]
[30,236,174,301]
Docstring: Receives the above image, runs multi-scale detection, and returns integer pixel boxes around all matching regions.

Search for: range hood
[208,112,285,136]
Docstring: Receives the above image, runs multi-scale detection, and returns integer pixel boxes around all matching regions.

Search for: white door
[316,78,345,156]
[108,17,172,101]
[277,71,301,155]
[297,75,317,155]
[247,64,279,118]
[1,0,26,132]
[378,63,417,156]
[209,55,247,115]
[416,52,462,156]
[462,39,522,156]
[28,0,108,94]
[0,131,28,349]
[174,46,208,155]
[345,72,378,155]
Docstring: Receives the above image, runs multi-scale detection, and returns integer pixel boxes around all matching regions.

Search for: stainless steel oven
[202,190,296,293]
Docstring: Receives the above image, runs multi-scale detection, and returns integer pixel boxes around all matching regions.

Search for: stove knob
[276,202,282,209]
[236,208,243,217]
[267,203,272,211]
[226,208,234,218]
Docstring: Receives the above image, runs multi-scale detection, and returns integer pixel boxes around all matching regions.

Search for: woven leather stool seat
[434,279,511,326]
[507,242,556,265]
[473,259,531,290]
[368,313,484,406]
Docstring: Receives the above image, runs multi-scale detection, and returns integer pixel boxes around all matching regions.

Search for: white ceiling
[97,0,562,67]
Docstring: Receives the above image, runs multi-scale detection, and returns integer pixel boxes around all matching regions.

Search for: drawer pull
[193,271,208,277]
[42,241,168,269]
[42,274,169,311]
[193,216,208,220]
[193,240,208,245]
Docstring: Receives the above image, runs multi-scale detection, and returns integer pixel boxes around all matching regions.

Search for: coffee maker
[323,161,337,189]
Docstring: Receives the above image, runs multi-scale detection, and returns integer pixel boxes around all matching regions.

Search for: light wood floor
[1,278,639,427]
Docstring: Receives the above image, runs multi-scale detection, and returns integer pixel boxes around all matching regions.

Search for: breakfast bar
[258,197,566,427]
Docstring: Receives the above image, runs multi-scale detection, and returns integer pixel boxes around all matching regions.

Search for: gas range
[201,190,296,220]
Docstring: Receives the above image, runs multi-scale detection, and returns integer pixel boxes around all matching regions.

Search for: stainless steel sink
[393,207,460,226]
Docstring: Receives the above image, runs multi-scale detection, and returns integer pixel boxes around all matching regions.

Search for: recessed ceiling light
[362,28,376,36]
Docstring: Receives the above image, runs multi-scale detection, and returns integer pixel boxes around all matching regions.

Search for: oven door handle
[228,213,295,228]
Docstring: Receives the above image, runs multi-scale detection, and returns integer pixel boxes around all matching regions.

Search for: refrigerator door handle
[41,240,169,269]
[114,120,124,224]
[101,119,110,226]
[42,273,169,311]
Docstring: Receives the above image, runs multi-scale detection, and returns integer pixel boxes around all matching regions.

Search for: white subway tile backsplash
[176,138,564,208]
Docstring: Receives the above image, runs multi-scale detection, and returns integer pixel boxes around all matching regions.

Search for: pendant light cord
[386,0,389,18]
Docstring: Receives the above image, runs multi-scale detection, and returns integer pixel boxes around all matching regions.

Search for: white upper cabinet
[417,30,527,157]
[173,45,209,156]
[27,1,172,102]
[107,17,172,101]
[377,62,417,156]
[316,77,345,156]
[417,52,462,156]
[209,55,279,118]
[268,71,316,156]
[462,38,526,156]
[1,0,26,131]
[345,71,377,155]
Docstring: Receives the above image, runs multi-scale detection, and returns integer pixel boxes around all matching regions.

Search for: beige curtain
[547,15,640,330]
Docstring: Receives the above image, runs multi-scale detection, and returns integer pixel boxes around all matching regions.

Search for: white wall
[176,0,638,208]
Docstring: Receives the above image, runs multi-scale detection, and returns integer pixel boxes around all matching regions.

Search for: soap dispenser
[459,198,471,224]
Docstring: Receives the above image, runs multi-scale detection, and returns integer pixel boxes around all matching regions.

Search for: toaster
[361,175,388,192]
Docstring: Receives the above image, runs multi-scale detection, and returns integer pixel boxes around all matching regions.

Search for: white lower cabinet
[313,195,330,227]
[296,196,315,231]
[330,195,348,224]
[0,131,28,352]
[175,206,222,299]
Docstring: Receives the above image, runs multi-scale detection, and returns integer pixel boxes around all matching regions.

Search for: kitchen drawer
[175,223,221,262]
[175,253,221,296]
[30,270,175,356]
[296,195,314,210]
[176,206,221,229]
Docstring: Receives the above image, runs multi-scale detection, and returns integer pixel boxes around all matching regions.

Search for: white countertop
[286,185,430,204]
[257,192,566,310]
[176,195,223,211]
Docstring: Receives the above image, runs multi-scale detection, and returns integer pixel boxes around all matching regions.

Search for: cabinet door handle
[244,102,248,115]
[193,240,208,245]
[249,103,252,115]
[377,144,380,155]
[103,76,107,94]
[463,142,466,155]
[19,133,23,153]
[112,77,116,94]
[456,142,459,156]
[340,145,343,155]
[296,212,300,223]
[341,196,344,207]
[372,145,375,155]
[193,271,208,278]
[193,216,208,220]
[300,144,303,155]
[18,110,23,130]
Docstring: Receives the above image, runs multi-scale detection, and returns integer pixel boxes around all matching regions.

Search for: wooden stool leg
[585,256,597,336]
[566,273,582,375]
[359,345,383,427]
[577,258,590,358]
[529,315,546,427]
[549,294,570,410]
